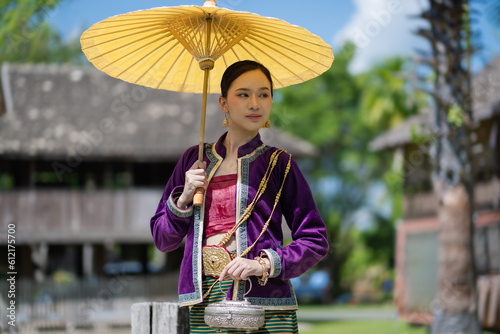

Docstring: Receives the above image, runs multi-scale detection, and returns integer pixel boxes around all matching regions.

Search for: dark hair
[220,60,273,98]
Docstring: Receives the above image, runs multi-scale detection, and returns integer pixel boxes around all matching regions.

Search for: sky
[47,0,500,74]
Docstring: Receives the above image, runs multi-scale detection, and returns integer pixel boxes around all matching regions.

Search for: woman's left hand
[219,257,262,281]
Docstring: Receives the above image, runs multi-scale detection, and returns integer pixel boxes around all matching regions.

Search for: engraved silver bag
[204,279,265,333]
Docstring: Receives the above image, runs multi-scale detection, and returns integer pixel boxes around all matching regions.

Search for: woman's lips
[247,114,262,120]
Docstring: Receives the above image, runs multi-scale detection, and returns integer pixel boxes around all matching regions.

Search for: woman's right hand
[177,160,207,208]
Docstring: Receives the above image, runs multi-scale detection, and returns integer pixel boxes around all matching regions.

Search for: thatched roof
[370,56,500,151]
[0,63,317,160]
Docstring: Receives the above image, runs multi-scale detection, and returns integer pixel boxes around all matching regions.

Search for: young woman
[151,60,328,333]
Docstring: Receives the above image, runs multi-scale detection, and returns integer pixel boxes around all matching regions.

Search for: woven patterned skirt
[189,275,298,334]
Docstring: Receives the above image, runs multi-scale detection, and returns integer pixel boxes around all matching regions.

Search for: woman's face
[219,69,272,134]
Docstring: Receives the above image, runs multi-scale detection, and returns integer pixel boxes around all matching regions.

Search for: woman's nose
[249,95,259,109]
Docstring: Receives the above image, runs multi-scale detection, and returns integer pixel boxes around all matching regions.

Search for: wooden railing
[0,275,179,333]
[0,188,164,243]
[131,302,189,334]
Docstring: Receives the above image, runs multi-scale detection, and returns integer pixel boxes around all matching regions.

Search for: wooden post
[131,303,151,334]
[131,302,189,334]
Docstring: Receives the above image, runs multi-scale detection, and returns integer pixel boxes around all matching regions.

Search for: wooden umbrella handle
[194,20,213,207]
[193,188,205,206]
[193,67,211,206]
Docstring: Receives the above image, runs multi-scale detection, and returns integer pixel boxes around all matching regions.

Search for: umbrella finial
[203,0,217,7]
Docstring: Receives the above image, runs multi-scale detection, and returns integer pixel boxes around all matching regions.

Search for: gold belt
[202,245,236,278]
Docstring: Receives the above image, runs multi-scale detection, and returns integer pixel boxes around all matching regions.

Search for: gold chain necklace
[202,150,292,298]
[217,149,286,247]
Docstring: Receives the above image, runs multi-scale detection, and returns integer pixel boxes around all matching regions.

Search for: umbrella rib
[214,11,327,45]
[220,54,230,69]
[92,7,207,23]
[82,26,174,55]
[169,18,194,55]
[246,32,330,72]
[225,47,243,64]
[87,9,213,29]
[210,18,228,58]
[246,17,331,48]
[213,17,239,55]
[180,56,197,91]
[235,43,285,88]
[251,27,331,50]
[192,15,208,57]
[156,47,191,90]
[87,33,176,66]
[170,15,207,59]
[241,40,305,85]
[123,37,182,84]
[183,14,203,56]
[81,20,180,38]
[211,17,248,60]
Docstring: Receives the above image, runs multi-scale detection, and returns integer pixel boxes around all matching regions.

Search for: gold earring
[222,115,229,128]
[263,120,271,129]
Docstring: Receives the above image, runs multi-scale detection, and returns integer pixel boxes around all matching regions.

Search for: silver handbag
[204,279,265,333]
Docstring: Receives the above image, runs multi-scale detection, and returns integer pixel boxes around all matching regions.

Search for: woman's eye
[238,93,248,97]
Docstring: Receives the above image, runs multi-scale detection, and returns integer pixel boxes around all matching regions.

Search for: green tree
[273,42,423,299]
[0,0,83,64]
[272,42,362,298]
[356,58,423,131]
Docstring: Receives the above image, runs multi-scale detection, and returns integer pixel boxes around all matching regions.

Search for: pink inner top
[204,174,237,238]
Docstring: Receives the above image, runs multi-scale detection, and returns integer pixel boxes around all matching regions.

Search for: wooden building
[0,62,318,282]
[370,56,500,330]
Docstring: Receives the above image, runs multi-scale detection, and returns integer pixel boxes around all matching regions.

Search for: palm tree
[0,0,82,64]
[417,0,480,333]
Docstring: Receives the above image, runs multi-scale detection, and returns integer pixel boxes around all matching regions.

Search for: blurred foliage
[340,229,371,286]
[486,0,500,28]
[0,0,83,64]
[273,41,427,299]
[0,173,14,190]
[356,57,425,130]
[53,269,75,285]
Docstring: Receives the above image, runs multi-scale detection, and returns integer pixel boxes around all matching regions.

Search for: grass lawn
[299,320,497,334]
[300,320,427,334]
[297,304,496,334]
[298,304,425,334]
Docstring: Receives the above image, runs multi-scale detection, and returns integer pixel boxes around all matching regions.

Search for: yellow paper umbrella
[80,0,334,204]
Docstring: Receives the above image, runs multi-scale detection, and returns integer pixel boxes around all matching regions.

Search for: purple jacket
[150,133,328,309]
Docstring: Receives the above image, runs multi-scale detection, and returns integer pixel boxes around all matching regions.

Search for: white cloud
[334,0,430,73]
